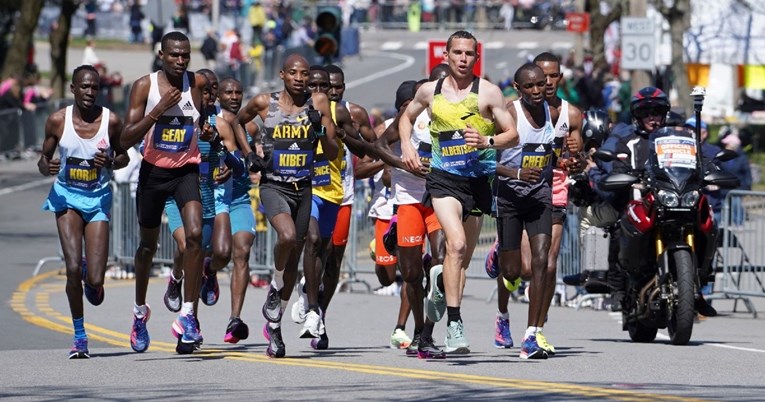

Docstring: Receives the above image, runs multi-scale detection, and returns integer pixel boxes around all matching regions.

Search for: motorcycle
[594,127,738,345]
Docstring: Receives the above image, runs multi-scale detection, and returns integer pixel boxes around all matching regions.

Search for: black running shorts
[423,168,492,221]
[259,179,312,243]
[136,161,200,229]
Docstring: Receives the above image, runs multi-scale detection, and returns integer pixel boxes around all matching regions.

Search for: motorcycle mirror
[599,173,640,191]
[703,171,740,189]
[592,149,617,162]
[714,149,738,162]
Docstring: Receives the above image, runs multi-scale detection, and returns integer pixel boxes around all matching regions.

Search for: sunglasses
[634,107,666,119]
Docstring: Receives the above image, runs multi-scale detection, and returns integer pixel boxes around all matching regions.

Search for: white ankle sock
[497,311,509,320]
[133,304,148,318]
[524,326,537,339]
[272,269,284,290]
[180,302,194,316]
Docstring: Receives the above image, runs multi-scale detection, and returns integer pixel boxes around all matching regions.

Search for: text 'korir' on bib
[65,157,99,190]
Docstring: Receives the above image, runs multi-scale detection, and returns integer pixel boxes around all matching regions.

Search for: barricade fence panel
[718,190,765,300]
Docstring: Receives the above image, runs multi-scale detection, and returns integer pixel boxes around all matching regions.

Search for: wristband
[147,113,159,122]
[516,168,521,180]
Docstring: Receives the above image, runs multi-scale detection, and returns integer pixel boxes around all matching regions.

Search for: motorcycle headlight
[657,190,679,207]
[681,190,700,207]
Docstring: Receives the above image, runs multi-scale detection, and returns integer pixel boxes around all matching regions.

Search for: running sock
[436,270,445,292]
[524,326,538,339]
[73,317,86,340]
[421,322,435,339]
[272,269,285,290]
[133,304,148,318]
[268,321,280,329]
[180,302,194,316]
[446,306,461,324]
[395,324,406,331]
[497,310,510,320]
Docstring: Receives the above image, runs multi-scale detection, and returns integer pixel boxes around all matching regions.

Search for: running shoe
[418,336,446,359]
[695,295,718,317]
[425,264,446,323]
[130,305,151,353]
[163,274,183,313]
[519,335,548,360]
[291,277,308,324]
[536,330,556,355]
[444,320,470,354]
[406,333,421,356]
[172,313,204,346]
[263,323,286,358]
[311,324,329,350]
[485,240,500,279]
[199,257,219,306]
[262,286,283,323]
[503,276,521,292]
[300,309,325,339]
[68,337,89,359]
[224,318,250,344]
[389,328,412,349]
[494,315,513,348]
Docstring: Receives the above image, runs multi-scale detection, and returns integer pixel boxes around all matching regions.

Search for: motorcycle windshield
[649,129,699,189]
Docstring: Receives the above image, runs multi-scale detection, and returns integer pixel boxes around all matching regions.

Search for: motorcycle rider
[588,87,717,317]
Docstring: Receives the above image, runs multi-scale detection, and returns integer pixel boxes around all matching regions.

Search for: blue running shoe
[172,313,204,345]
[69,337,90,359]
[81,258,104,306]
[485,240,500,279]
[519,335,548,360]
[494,316,513,348]
[199,257,219,306]
[130,305,151,353]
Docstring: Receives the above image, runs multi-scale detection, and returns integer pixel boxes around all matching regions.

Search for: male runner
[235,54,337,357]
[491,63,557,360]
[120,31,212,353]
[39,65,128,358]
[400,30,519,353]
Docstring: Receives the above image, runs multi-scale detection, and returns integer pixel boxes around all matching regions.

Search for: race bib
[521,143,554,169]
[438,130,478,170]
[65,157,99,190]
[152,115,194,152]
[271,141,313,178]
[312,153,330,186]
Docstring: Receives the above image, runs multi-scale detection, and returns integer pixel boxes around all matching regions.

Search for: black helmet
[582,109,610,150]
[630,86,670,116]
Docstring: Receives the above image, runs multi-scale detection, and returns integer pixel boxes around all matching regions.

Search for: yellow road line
[14,269,708,402]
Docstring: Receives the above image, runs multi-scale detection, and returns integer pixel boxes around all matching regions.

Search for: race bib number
[438,130,478,169]
[655,136,697,169]
[312,153,330,186]
[271,141,313,178]
[152,115,194,152]
[520,143,554,169]
[65,157,99,190]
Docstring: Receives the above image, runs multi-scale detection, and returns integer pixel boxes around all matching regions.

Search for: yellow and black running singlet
[429,76,495,177]
[312,101,345,204]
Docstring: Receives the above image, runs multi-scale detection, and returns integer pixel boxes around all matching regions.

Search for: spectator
[82,40,100,66]
[500,2,515,30]
[200,29,218,70]
[172,4,190,34]
[248,0,267,44]
[720,131,752,226]
[84,0,97,38]
[129,2,145,44]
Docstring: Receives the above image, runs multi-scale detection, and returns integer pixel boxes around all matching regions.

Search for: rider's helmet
[630,86,670,133]
[582,109,611,151]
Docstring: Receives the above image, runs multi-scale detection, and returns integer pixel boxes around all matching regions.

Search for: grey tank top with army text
[260,92,317,184]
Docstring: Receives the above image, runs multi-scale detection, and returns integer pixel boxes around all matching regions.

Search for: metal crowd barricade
[709,190,765,318]
[0,108,22,154]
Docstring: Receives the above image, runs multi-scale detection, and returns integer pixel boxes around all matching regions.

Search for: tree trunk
[0,0,44,79]
[588,0,624,71]
[49,1,79,99]
[669,3,692,117]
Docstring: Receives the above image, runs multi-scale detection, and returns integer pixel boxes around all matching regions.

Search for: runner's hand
[47,158,61,176]
[155,87,182,115]
[463,124,486,149]
[519,167,542,182]
[215,164,231,184]
[401,141,422,173]
[566,134,580,154]
[94,148,112,169]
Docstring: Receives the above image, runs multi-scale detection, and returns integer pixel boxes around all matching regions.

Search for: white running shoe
[299,310,325,339]
[291,277,308,324]
[444,320,470,354]
[389,328,412,349]
[425,264,446,323]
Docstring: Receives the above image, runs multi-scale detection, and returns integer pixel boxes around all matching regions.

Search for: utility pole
[629,0,652,93]
[574,0,585,65]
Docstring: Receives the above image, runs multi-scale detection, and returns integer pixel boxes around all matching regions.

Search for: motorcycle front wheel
[667,249,696,345]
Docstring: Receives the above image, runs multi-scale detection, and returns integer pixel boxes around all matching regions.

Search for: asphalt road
[3,29,765,401]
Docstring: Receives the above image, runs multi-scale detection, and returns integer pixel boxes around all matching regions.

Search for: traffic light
[314,6,342,60]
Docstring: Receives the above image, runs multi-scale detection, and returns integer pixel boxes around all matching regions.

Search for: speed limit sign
[621,17,655,71]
